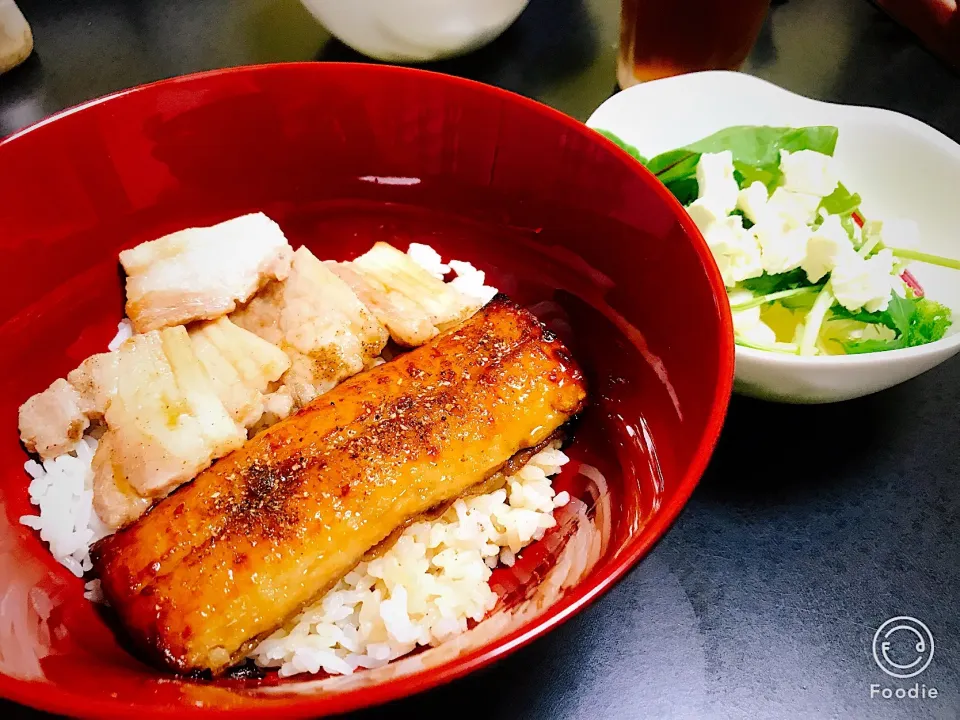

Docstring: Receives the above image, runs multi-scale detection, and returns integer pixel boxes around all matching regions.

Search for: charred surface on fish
[92,296,587,675]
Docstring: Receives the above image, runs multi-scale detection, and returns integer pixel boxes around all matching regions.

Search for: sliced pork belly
[188,317,291,427]
[18,379,89,460]
[232,246,389,407]
[91,321,290,531]
[20,352,117,461]
[329,241,482,347]
[120,212,293,333]
[66,352,118,422]
[103,327,246,501]
[19,315,291,529]
[92,433,152,531]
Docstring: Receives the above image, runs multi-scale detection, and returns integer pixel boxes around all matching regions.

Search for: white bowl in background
[587,70,960,404]
[300,0,529,62]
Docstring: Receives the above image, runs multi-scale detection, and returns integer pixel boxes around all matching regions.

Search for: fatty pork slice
[188,317,291,428]
[329,241,481,347]
[120,212,294,333]
[104,326,245,501]
[17,379,90,460]
[66,352,119,422]
[92,433,152,531]
[232,246,389,407]
[19,350,119,461]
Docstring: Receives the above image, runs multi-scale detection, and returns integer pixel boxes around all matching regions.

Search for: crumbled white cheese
[779,149,839,197]
[727,288,754,306]
[696,151,739,215]
[688,149,907,327]
[831,248,896,313]
[736,181,770,225]
[801,214,856,283]
[766,187,823,227]
[830,320,897,344]
[703,215,764,287]
[686,198,727,233]
[731,304,777,346]
[754,216,812,275]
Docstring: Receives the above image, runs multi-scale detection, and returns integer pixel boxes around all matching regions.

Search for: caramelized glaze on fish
[91,296,587,675]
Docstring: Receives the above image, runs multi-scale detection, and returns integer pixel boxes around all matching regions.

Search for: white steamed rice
[19,436,108,577]
[248,446,569,677]
[107,318,134,351]
[407,243,497,305]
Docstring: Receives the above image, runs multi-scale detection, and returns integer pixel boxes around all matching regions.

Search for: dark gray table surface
[2,1,959,718]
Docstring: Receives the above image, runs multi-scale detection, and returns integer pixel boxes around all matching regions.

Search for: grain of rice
[107,318,133,351]
[448,260,498,304]
[406,244,450,280]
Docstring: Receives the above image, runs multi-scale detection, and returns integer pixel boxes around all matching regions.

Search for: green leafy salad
[599,126,958,355]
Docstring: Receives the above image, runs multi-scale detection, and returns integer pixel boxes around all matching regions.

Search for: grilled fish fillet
[92,296,586,675]
[120,213,293,333]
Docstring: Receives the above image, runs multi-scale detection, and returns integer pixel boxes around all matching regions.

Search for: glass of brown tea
[617,0,770,88]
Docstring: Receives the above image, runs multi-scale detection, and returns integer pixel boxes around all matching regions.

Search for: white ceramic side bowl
[587,70,960,404]
[300,0,529,62]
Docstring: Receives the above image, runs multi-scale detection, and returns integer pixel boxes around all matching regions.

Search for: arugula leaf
[641,125,840,199]
[739,268,811,295]
[594,130,648,165]
[834,297,906,354]
[887,294,916,338]
[834,294,952,353]
[817,183,862,239]
[665,177,699,207]
[839,337,899,354]
[645,148,696,178]
[820,183,861,217]
[681,125,838,166]
[831,293,912,336]
[734,162,778,191]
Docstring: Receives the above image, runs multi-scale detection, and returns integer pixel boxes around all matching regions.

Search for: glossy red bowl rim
[0,62,734,719]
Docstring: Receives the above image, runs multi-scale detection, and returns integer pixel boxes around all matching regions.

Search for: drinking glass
[618,0,770,88]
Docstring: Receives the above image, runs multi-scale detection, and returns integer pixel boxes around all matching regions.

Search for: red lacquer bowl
[0,63,733,718]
